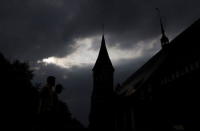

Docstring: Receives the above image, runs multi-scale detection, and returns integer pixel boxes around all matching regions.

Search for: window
[185,66,189,73]
[176,71,180,78]
[172,74,176,80]
[190,64,194,71]
[195,61,199,69]
[161,79,165,85]
[180,69,185,76]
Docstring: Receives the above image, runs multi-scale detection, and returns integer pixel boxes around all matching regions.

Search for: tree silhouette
[0,52,84,130]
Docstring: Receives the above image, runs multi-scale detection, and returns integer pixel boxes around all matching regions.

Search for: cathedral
[89,18,200,131]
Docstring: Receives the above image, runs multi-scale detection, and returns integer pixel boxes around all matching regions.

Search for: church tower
[156,8,169,48]
[89,35,115,129]
[160,17,169,48]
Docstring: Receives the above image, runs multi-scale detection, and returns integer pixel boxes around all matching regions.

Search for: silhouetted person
[38,76,56,114]
[38,76,56,131]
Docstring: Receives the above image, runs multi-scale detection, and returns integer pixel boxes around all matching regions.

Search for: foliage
[0,52,84,130]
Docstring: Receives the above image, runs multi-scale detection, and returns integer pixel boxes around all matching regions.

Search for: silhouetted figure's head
[55,84,63,94]
[47,76,56,87]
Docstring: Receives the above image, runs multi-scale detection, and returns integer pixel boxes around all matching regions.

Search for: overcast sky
[0,0,199,126]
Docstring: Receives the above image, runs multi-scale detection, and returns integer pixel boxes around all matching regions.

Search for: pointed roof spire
[93,35,114,72]
[156,8,165,36]
[156,8,169,48]
[160,16,165,35]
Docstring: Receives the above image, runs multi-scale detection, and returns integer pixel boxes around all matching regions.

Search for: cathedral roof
[116,18,200,96]
[93,35,114,72]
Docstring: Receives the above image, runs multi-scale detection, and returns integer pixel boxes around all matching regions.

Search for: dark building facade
[114,19,200,131]
[89,35,115,129]
[89,19,200,131]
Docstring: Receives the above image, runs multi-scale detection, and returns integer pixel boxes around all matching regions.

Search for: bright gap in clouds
[37,35,157,69]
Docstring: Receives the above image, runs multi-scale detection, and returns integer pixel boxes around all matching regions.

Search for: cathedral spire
[90,34,115,129]
[156,8,169,48]
[92,35,114,72]
[160,15,165,36]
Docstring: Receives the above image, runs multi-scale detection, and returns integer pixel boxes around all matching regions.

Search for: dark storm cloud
[1,0,199,60]
[0,0,80,60]
[69,0,200,49]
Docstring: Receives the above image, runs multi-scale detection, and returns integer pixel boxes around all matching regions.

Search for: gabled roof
[117,48,168,96]
[93,35,114,72]
[117,18,200,96]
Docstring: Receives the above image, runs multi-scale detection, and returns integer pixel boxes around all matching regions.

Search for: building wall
[114,19,200,131]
